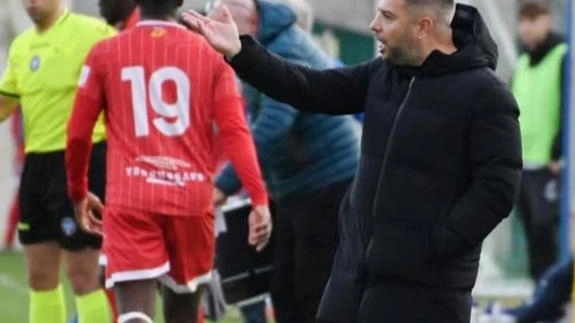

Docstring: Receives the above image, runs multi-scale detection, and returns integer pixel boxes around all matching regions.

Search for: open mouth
[378,42,387,54]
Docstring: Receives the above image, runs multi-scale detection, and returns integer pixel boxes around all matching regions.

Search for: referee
[0,0,115,322]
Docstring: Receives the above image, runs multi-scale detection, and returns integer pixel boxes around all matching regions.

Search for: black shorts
[18,142,107,251]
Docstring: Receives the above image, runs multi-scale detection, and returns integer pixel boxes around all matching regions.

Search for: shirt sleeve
[212,54,268,205]
[66,45,106,201]
[0,42,21,98]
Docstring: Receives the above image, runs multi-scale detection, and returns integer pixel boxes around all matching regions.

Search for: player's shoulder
[10,28,36,52]
[66,12,117,38]
[178,29,224,58]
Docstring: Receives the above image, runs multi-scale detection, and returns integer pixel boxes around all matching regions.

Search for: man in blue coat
[212,1,360,323]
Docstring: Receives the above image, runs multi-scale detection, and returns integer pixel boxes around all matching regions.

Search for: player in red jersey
[66,0,272,321]
[97,1,142,320]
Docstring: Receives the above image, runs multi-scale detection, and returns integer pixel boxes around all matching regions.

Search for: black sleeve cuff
[225,36,267,77]
[0,90,20,99]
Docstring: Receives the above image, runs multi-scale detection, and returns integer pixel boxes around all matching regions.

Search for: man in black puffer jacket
[182,0,522,322]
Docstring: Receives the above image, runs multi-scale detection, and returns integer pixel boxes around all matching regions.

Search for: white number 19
[122,66,191,137]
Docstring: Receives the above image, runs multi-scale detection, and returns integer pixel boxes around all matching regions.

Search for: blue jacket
[215,0,360,201]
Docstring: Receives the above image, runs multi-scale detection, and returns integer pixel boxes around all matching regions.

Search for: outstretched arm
[212,59,272,251]
[182,7,372,115]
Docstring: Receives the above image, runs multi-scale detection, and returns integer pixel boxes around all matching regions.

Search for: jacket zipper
[365,77,415,262]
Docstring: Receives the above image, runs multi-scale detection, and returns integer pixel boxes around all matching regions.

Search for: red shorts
[103,205,215,293]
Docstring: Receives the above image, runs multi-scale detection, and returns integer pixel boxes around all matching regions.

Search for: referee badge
[61,217,77,237]
[30,55,41,72]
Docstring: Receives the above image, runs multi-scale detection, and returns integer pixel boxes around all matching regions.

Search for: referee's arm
[1,41,21,122]
[0,93,19,122]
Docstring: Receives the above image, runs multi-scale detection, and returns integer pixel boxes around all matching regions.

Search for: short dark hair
[404,0,455,25]
[99,0,136,25]
[136,0,183,18]
[518,1,551,20]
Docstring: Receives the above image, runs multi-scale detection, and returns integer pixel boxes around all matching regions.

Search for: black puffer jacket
[229,4,522,322]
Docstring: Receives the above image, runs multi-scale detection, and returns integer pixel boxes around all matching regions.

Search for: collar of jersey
[136,20,186,30]
[34,8,70,37]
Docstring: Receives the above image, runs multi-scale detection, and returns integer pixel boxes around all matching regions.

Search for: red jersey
[121,7,140,30]
[67,20,268,216]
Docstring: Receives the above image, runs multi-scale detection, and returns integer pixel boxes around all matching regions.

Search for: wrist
[224,39,242,61]
[69,190,87,204]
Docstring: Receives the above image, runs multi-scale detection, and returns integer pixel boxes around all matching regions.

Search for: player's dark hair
[99,0,137,25]
[518,1,551,20]
[136,0,184,19]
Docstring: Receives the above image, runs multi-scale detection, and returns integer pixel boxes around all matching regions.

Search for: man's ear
[417,16,434,40]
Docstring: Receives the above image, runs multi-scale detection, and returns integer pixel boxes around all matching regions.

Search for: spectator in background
[284,0,313,32]
[504,256,573,323]
[512,0,567,281]
[208,1,360,323]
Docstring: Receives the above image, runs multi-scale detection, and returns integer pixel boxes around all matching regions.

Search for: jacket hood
[255,0,297,44]
[415,4,499,76]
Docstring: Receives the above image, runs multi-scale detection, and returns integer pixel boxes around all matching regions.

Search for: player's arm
[66,61,104,201]
[0,94,19,122]
[228,36,373,115]
[66,48,106,235]
[0,43,21,122]
[213,60,271,251]
[213,68,268,206]
[215,91,296,197]
[182,9,371,115]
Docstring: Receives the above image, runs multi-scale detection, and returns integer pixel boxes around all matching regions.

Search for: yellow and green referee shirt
[0,9,116,153]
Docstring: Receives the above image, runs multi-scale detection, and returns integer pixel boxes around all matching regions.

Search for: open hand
[181,5,242,58]
[73,192,104,236]
[248,204,272,252]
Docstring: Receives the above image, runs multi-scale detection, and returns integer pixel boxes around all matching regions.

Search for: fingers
[74,193,104,236]
[248,209,272,252]
[181,12,205,33]
[248,226,269,244]
[185,9,212,23]
[87,211,103,236]
[221,6,235,24]
[182,10,213,29]
[87,192,104,214]
[249,231,270,252]
[75,208,102,236]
